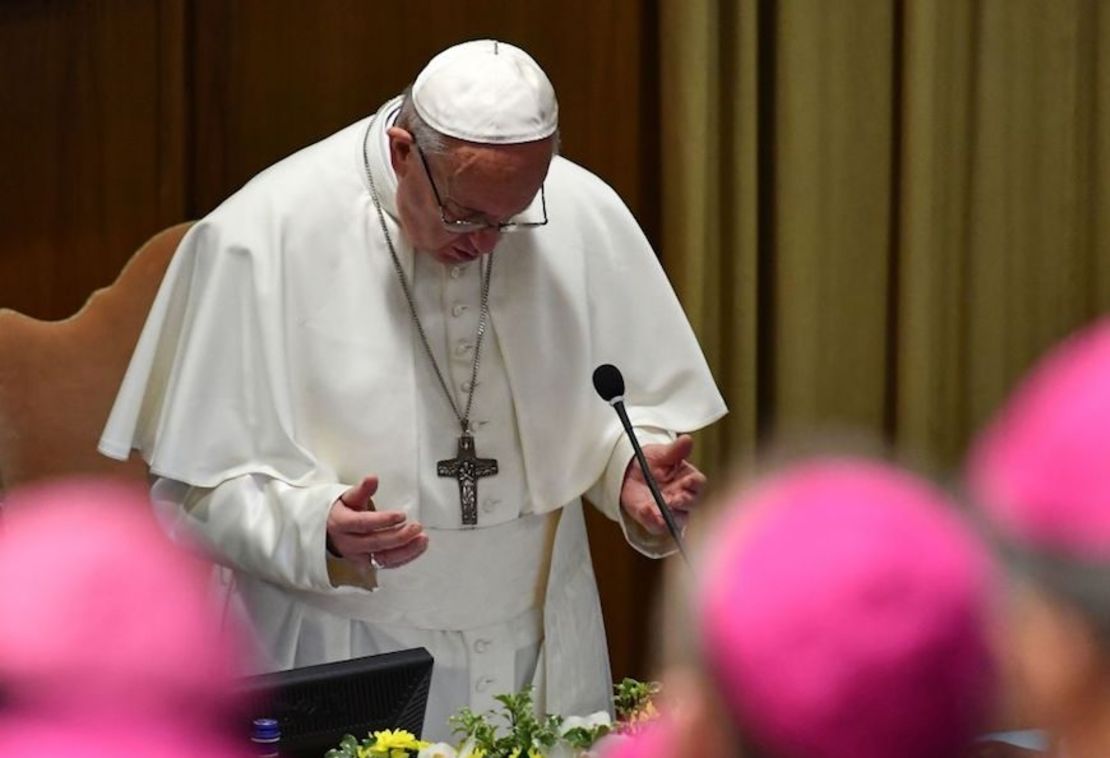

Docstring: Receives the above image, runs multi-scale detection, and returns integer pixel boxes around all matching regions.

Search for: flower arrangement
[325,679,660,758]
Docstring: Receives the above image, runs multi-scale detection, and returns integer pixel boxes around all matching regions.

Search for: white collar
[361,96,404,221]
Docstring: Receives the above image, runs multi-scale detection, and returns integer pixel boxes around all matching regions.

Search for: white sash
[289,510,559,631]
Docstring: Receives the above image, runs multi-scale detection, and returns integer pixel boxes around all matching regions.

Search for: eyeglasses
[414,142,548,234]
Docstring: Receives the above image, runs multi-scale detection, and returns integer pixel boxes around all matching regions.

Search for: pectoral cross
[438,433,499,526]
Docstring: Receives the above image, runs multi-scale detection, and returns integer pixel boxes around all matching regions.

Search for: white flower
[417,743,458,758]
[559,711,612,735]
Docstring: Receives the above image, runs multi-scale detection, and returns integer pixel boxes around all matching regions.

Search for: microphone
[592,364,690,564]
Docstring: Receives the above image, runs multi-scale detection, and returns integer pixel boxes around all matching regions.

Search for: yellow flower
[367,730,429,757]
[501,748,542,758]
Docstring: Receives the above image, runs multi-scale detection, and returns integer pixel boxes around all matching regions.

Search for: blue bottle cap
[251,718,281,741]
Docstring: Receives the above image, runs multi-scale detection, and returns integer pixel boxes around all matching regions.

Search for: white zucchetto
[412,39,559,144]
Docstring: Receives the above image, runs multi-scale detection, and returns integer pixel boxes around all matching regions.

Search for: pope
[100,39,725,739]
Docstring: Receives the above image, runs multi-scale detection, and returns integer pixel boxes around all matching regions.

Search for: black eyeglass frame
[414,141,549,234]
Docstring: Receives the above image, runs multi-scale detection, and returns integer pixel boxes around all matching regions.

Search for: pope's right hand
[326,475,428,570]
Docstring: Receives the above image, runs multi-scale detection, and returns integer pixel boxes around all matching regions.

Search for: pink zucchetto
[697,459,995,758]
[596,717,677,758]
[0,478,253,758]
[968,318,1110,560]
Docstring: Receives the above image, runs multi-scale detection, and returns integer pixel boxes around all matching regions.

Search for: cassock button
[481,498,499,514]
[450,265,466,279]
[455,342,473,357]
[473,638,491,654]
[461,380,479,393]
[452,303,469,317]
[475,676,496,693]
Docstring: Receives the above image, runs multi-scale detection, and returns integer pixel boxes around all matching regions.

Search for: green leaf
[613,677,661,720]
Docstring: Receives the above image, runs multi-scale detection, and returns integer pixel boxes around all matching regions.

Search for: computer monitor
[242,647,434,758]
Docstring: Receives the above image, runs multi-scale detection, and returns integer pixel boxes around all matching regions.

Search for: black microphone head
[592,364,625,402]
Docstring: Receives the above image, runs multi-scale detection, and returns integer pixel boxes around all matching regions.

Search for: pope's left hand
[619,434,707,536]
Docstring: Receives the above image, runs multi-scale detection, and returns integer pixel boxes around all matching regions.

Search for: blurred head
[967,318,1110,741]
[387,40,557,265]
[0,478,253,757]
[671,459,996,758]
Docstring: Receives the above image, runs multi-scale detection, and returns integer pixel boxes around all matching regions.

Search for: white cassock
[99,97,726,742]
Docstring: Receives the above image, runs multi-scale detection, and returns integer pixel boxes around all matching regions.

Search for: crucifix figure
[438,433,499,526]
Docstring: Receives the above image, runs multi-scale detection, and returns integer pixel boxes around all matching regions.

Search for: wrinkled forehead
[440,137,554,179]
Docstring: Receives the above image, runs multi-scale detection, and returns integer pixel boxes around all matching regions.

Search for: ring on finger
[369,553,385,570]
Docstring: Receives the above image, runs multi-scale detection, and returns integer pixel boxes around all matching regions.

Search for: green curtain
[659,0,762,475]
[660,0,1110,477]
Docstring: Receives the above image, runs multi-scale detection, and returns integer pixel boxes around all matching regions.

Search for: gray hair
[396,86,451,154]
[395,85,561,157]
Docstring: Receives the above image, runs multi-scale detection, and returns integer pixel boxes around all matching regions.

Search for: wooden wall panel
[0,0,186,320]
[188,0,657,227]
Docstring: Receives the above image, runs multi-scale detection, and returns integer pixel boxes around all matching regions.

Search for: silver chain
[362,115,492,436]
